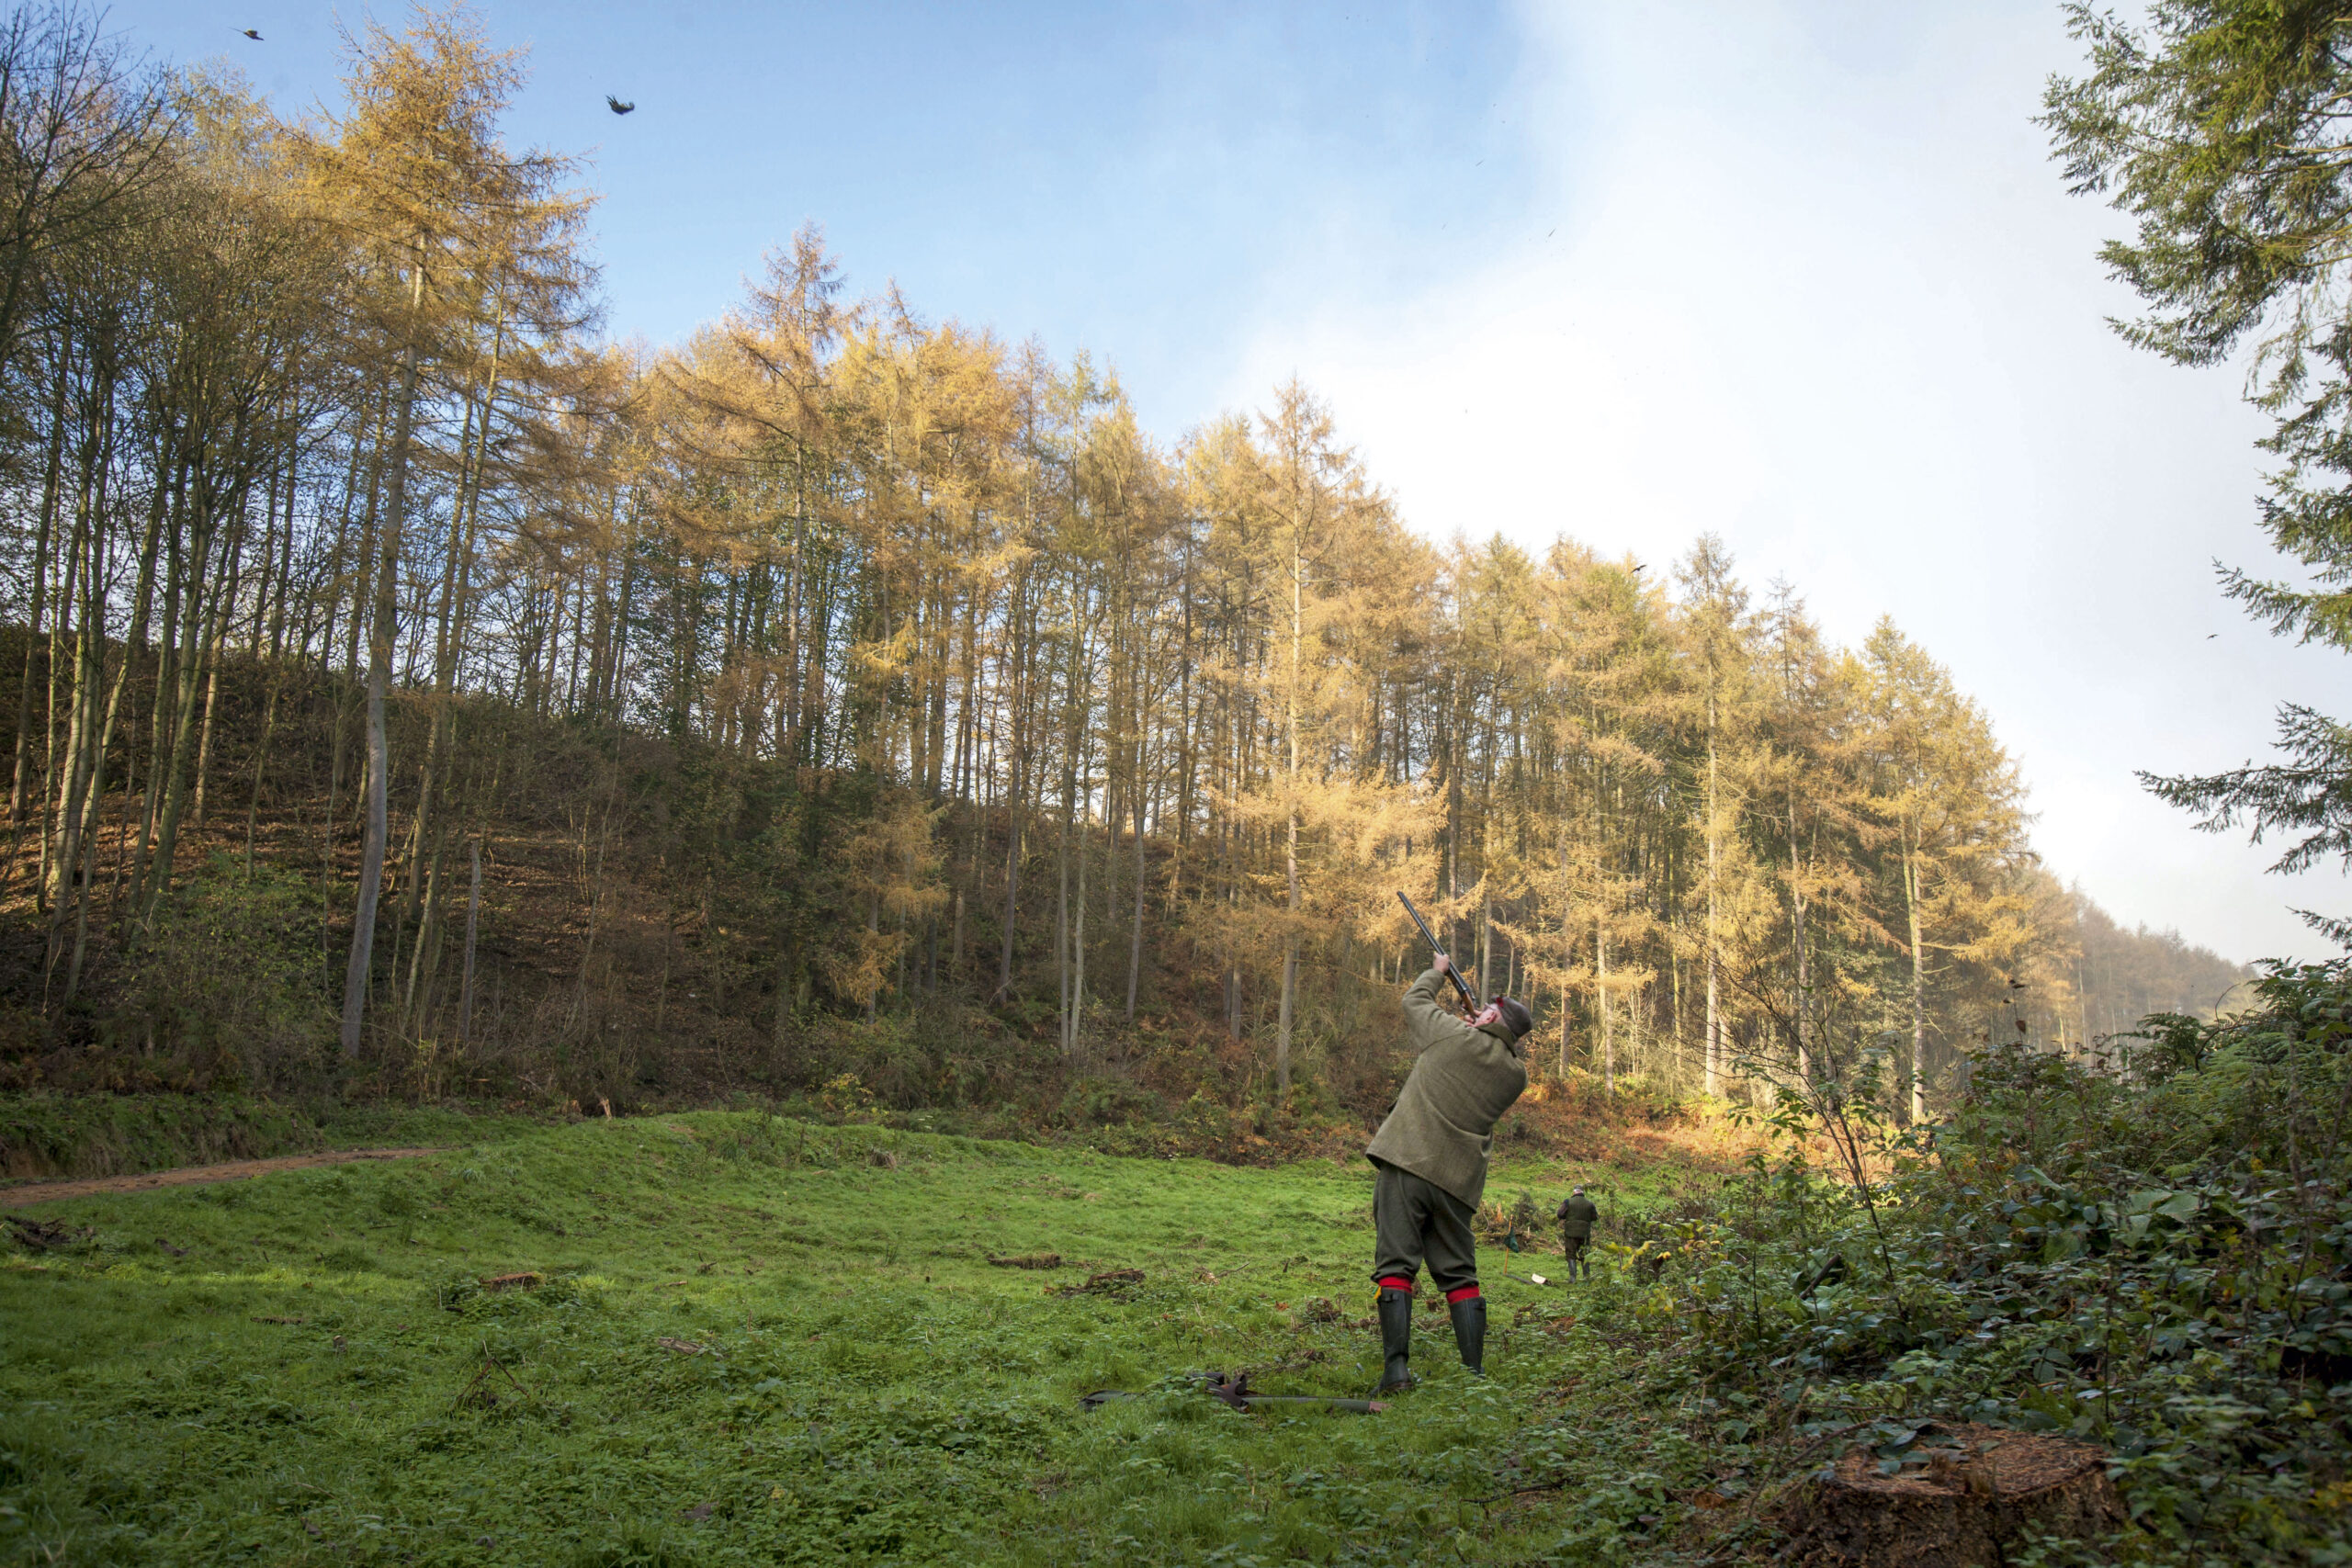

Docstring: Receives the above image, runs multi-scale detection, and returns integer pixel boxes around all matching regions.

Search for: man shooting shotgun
[1366,893,1535,1391]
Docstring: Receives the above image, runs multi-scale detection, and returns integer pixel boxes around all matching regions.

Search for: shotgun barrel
[1395,891,1478,1012]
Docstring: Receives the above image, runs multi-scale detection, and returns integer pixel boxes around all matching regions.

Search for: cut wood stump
[1781,1422,2122,1567]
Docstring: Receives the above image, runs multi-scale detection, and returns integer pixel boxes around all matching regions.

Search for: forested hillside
[0,6,2245,1122]
[2069,889,2253,1041]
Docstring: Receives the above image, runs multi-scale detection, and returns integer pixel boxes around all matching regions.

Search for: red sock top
[1375,1276,1414,1294]
[1445,1284,1481,1304]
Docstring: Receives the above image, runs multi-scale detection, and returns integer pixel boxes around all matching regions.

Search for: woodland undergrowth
[1565,962,2352,1565]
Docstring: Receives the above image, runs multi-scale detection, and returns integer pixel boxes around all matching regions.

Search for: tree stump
[1781,1422,2123,1567]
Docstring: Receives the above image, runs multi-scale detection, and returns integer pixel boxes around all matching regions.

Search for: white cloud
[1221,0,2347,963]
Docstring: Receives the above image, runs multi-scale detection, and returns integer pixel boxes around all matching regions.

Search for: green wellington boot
[1449,1294,1487,1375]
[1377,1287,1416,1392]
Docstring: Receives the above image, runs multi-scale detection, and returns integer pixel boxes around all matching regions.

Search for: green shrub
[1057,1076,1160,1127]
[103,855,335,1093]
[1623,961,2352,1564]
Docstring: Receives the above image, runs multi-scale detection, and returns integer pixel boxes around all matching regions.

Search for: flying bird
[242,28,262,39]
[606,96,635,115]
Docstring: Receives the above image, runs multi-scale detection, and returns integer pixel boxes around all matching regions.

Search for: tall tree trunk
[1558,826,1573,1079]
[9,336,67,831]
[403,816,448,1024]
[400,354,495,943]
[459,835,481,1043]
[1277,535,1301,1096]
[131,458,187,902]
[189,502,248,828]
[32,457,84,912]
[1126,728,1145,1021]
[62,445,166,996]
[43,502,100,988]
[140,496,236,923]
[1071,788,1089,1059]
[43,359,120,949]
[953,587,980,974]
[1788,785,1809,1081]
[1057,735,1074,1055]
[342,329,422,1059]
[1597,911,1612,1094]
[1905,833,1927,1125]
[1704,699,1720,1097]
[994,583,1029,1001]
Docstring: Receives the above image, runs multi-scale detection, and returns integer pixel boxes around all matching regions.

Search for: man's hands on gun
[1431,956,1502,1030]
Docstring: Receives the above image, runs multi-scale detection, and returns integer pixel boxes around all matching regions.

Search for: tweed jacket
[1363,965,1528,1208]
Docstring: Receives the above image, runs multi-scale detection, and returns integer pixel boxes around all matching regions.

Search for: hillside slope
[0,657,2254,1126]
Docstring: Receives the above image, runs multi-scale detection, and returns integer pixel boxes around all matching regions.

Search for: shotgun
[1396,891,1479,1015]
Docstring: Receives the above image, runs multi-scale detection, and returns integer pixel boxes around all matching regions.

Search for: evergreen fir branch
[2139,702,2352,876]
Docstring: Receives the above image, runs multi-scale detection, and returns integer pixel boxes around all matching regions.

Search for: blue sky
[130,1,2352,964]
[147,0,1538,422]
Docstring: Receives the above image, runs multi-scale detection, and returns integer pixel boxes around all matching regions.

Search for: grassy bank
[0,1092,557,1184]
[0,1066,1738,1189]
[0,1111,1719,1566]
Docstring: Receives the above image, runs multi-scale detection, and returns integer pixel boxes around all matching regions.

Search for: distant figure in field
[1556,1186,1599,1280]
[1364,953,1533,1391]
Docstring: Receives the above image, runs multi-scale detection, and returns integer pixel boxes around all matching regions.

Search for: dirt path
[0,1148,445,1208]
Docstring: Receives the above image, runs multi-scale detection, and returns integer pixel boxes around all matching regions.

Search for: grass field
[0,1112,1724,1566]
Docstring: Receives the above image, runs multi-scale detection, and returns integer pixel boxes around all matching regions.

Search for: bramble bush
[1617,962,2352,1564]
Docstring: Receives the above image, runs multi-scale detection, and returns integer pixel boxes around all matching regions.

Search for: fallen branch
[5,1215,90,1251]
[1080,1370,1386,1416]
[456,1342,533,1410]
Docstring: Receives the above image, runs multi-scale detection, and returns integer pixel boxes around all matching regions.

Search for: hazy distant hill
[2069,887,2255,1040]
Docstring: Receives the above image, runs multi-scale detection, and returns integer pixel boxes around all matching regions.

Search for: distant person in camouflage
[1365,955,1533,1391]
[1556,1187,1599,1280]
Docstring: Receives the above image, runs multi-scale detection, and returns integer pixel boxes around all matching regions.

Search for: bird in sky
[241,28,262,39]
[606,96,635,115]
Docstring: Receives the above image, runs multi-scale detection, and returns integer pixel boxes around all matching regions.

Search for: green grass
[0,1112,1715,1566]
